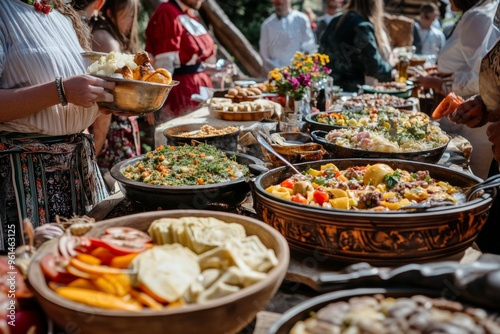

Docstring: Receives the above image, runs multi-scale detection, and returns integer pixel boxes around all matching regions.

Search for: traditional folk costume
[0,0,109,250]
[145,0,215,121]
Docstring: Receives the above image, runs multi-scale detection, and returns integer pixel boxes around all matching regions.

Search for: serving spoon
[400,174,500,212]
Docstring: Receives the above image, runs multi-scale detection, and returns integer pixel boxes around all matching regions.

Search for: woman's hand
[449,94,487,127]
[414,75,443,92]
[63,75,115,108]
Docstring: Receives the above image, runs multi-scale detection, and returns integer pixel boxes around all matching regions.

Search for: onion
[33,223,65,248]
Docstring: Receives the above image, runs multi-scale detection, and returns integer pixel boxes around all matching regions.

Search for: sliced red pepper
[86,237,147,256]
[291,193,308,204]
[280,178,296,189]
[40,254,76,284]
[313,189,330,205]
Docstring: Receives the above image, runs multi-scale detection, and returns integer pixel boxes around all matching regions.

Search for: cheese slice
[132,244,200,303]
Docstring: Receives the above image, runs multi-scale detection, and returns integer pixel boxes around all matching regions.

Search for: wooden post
[200,0,263,78]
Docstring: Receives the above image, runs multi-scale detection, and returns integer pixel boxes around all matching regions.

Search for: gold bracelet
[55,77,68,106]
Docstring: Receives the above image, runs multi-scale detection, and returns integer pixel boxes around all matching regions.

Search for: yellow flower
[267,51,332,100]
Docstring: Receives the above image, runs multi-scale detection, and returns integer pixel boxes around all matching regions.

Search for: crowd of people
[1,0,500,255]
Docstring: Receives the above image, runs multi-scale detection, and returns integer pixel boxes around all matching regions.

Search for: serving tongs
[464,173,500,200]
[400,174,500,212]
[256,130,304,178]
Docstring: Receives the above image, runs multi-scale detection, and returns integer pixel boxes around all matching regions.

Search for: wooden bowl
[27,210,290,334]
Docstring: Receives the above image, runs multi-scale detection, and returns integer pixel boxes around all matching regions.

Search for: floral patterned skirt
[95,115,140,173]
[0,133,109,251]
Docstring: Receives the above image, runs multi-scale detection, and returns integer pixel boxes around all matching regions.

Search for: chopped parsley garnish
[122,144,249,186]
[384,171,402,189]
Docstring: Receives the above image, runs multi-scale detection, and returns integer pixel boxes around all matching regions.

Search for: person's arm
[0,75,114,123]
[356,23,393,82]
[91,113,111,154]
[301,15,318,54]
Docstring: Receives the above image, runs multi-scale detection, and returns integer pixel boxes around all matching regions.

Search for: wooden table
[89,115,477,334]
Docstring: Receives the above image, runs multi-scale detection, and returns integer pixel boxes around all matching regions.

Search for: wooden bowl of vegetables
[27,210,289,334]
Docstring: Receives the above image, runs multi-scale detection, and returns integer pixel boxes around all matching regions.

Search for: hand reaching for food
[431,92,464,119]
[448,94,488,128]
[435,93,500,128]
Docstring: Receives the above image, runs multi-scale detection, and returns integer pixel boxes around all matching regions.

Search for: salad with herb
[122,144,249,186]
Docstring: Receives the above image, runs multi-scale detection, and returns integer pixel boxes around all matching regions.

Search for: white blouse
[0,0,99,136]
[437,0,499,98]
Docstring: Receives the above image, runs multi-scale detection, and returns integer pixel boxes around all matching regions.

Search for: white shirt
[0,0,99,136]
[259,10,317,74]
[438,0,499,98]
[415,23,446,56]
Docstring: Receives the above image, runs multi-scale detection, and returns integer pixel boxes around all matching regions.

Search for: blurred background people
[413,2,446,58]
[315,0,344,42]
[145,0,215,122]
[259,0,317,74]
[77,0,142,180]
[416,0,499,179]
[73,0,142,181]
[0,0,113,250]
[319,0,396,92]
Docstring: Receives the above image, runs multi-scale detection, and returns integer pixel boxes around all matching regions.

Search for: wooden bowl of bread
[27,210,289,334]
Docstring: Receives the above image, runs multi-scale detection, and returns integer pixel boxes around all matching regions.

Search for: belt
[173,63,203,75]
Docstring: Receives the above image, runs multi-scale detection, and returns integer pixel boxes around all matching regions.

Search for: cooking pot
[311,130,449,163]
[163,124,240,152]
[268,285,500,334]
[111,151,265,209]
[251,158,496,264]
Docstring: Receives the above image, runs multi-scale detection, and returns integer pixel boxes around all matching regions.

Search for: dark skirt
[0,132,109,251]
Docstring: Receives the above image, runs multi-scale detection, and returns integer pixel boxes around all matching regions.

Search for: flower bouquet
[268,52,331,101]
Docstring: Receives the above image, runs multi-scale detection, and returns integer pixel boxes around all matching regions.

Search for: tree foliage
[214,0,274,50]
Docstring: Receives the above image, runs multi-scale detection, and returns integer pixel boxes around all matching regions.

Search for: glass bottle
[324,76,335,112]
[397,54,410,83]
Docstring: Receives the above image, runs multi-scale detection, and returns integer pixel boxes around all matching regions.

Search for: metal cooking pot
[311,130,449,163]
[251,158,496,264]
[163,124,240,152]
[268,285,500,334]
[111,151,265,210]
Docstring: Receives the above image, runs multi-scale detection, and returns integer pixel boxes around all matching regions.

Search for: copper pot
[251,158,496,265]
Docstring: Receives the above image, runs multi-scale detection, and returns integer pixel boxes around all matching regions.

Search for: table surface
[92,106,478,334]
[154,104,282,148]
